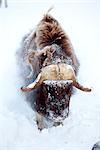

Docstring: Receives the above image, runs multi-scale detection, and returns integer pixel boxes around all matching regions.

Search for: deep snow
[0,1,100,150]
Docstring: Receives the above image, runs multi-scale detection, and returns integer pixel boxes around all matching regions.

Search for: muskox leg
[35,112,45,131]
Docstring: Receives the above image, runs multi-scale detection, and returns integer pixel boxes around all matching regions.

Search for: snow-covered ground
[0,1,100,150]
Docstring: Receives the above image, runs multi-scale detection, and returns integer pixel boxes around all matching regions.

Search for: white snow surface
[0,1,100,150]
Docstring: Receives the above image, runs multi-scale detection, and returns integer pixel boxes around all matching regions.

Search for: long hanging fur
[33,14,79,74]
[17,12,80,114]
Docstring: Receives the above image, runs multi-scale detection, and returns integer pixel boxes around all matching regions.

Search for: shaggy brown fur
[21,14,80,110]
[25,14,79,75]
[18,13,81,129]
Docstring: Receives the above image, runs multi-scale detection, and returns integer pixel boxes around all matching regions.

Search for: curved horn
[21,73,43,92]
[72,81,91,92]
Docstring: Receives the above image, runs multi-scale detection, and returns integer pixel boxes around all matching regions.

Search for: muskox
[18,12,91,130]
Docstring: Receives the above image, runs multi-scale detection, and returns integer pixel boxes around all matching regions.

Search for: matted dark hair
[16,13,79,113]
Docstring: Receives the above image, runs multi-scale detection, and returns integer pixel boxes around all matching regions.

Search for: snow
[44,80,73,85]
[0,1,100,150]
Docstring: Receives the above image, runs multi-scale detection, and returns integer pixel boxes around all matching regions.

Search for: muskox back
[35,14,79,74]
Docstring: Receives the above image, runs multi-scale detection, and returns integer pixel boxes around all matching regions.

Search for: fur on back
[34,14,79,74]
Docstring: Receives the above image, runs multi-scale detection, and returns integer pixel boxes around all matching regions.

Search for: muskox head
[21,60,91,123]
